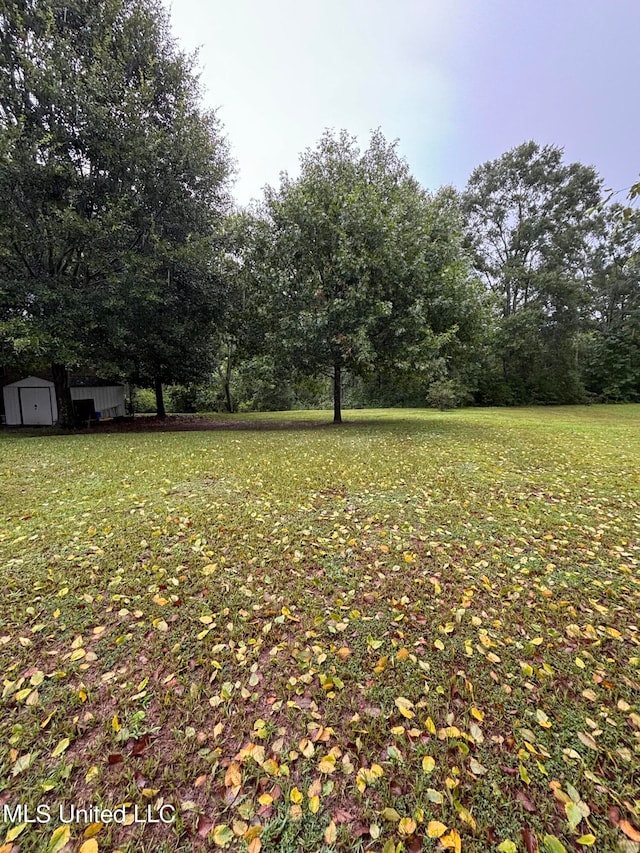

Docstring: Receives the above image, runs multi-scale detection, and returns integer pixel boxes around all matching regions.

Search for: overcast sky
[166,0,640,206]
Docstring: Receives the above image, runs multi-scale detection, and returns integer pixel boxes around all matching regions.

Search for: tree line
[1,0,638,425]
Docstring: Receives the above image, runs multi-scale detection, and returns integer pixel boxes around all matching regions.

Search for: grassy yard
[1,406,639,853]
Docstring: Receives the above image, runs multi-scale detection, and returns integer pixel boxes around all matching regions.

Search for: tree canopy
[261,129,478,422]
[0,0,232,421]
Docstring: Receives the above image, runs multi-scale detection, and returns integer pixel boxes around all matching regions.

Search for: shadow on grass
[0,411,463,438]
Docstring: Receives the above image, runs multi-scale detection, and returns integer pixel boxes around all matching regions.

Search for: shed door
[20,387,53,425]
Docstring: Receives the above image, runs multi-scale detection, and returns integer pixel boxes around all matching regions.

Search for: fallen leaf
[522,827,539,852]
[398,817,417,837]
[619,821,640,842]
[516,790,537,813]
[47,826,71,853]
[542,836,567,853]
[440,828,462,852]
[395,696,415,719]
[427,820,447,838]
[197,814,214,838]
[324,820,337,844]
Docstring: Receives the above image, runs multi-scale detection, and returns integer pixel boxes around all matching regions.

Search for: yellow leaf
[309,795,320,814]
[224,762,241,788]
[398,817,417,837]
[395,696,415,719]
[425,716,436,734]
[83,823,103,838]
[257,794,273,806]
[427,820,447,838]
[51,737,70,758]
[40,710,55,729]
[85,766,99,783]
[290,787,303,804]
[324,820,337,844]
[47,826,71,853]
[79,840,98,853]
[70,648,86,661]
[576,835,596,846]
[422,755,435,773]
[439,726,461,739]
[471,707,484,721]
[112,715,121,732]
[212,825,234,848]
[440,828,462,853]
[299,738,314,758]
[318,755,336,774]
[5,823,27,843]
[536,709,552,729]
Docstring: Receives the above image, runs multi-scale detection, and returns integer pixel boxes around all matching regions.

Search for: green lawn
[1,407,639,853]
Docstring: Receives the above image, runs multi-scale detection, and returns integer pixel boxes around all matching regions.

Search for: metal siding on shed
[70,386,125,417]
[20,387,53,425]
[3,386,21,425]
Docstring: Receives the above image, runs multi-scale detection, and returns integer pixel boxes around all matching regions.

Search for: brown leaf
[608,806,621,826]
[224,787,241,807]
[256,804,273,819]
[522,826,539,852]
[197,814,214,838]
[501,765,518,776]
[333,808,353,824]
[131,735,150,756]
[485,827,499,845]
[515,790,537,813]
[620,820,640,842]
[107,753,123,765]
[407,837,423,853]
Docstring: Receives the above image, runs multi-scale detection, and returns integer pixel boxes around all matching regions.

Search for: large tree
[262,129,474,422]
[581,205,640,400]
[463,141,602,403]
[0,0,232,422]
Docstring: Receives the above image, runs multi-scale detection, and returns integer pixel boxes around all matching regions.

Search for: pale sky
[166,0,640,206]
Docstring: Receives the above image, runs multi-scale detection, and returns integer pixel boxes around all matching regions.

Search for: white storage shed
[2,376,58,425]
[3,375,126,425]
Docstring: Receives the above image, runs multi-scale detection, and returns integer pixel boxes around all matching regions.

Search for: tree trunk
[51,362,74,427]
[224,340,234,413]
[154,377,166,419]
[333,362,342,424]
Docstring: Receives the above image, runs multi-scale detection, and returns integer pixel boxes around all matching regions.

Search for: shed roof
[3,375,54,388]
[70,376,124,388]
